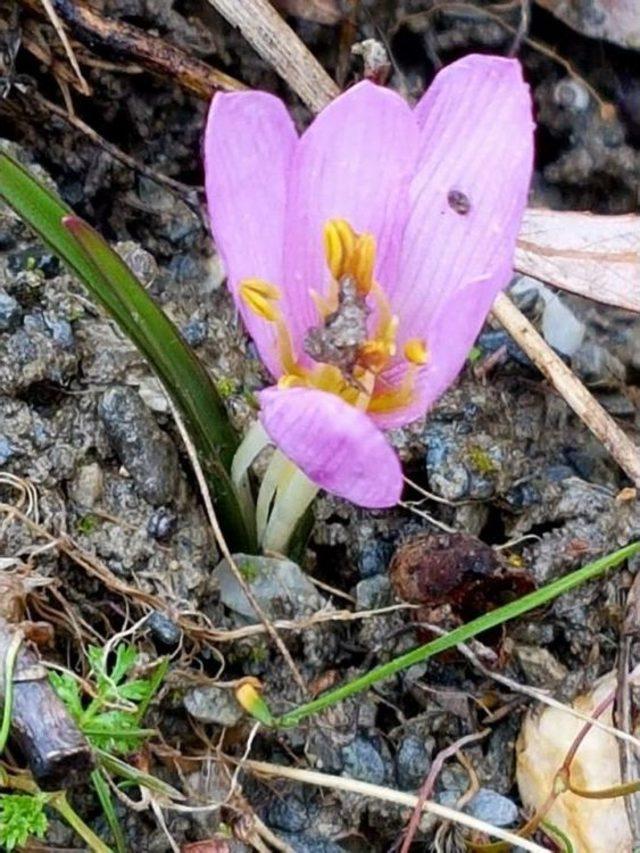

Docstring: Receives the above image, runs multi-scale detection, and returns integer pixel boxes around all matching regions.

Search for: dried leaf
[517,672,632,853]
[516,209,640,313]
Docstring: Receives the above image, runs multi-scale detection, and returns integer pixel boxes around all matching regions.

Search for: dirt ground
[1,0,640,850]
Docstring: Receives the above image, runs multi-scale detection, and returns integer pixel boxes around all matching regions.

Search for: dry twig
[167,402,308,695]
[206,0,339,110]
[236,758,547,852]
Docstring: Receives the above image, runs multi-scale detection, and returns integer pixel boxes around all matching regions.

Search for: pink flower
[204,54,534,509]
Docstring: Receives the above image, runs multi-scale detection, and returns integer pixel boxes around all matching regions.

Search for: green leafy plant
[0,793,48,851]
[50,643,170,852]
[0,151,255,552]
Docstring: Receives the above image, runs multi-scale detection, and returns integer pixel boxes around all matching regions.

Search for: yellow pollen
[351,233,375,296]
[278,374,305,389]
[323,219,357,281]
[404,338,429,365]
[240,278,282,322]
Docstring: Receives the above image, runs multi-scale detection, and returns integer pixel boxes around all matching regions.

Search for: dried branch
[20,0,245,98]
[206,0,339,110]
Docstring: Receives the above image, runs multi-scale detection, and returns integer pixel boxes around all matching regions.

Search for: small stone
[341,737,386,786]
[68,463,104,508]
[0,436,13,465]
[572,343,625,390]
[358,539,393,578]
[43,313,74,350]
[182,318,208,348]
[465,788,519,827]
[98,387,179,506]
[395,734,433,791]
[515,645,568,689]
[355,575,392,610]
[213,554,324,620]
[265,793,309,833]
[184,685,243,727]
[147,507,177,541]
[0,289,21,331]
[147,611,182,648]
[278,835,343,853]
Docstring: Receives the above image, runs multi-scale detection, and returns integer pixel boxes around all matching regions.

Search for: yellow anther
[352,233,375,296]
[404,338,429,365]
[278,374,305,389]
[240,278,281,322]
[358,340,391,373]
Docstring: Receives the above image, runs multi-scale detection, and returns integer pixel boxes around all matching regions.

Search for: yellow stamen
[358,340,391,373]
[240,278,282,322]
[324,219,357,280]
[404,338,429,365]
[278,374,306,389]
[351,233,375,296]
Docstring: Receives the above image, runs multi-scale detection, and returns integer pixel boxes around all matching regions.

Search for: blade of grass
[274,542,640,727]
[0,152,255,552]
[91,769,126,853]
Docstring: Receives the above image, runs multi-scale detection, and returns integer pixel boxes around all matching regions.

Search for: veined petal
[284,81,419,356]
[259,386,403,507]
[204,91,297,378]
[390,54,534,348]
[371,55,534,430]
[370,279,497,429]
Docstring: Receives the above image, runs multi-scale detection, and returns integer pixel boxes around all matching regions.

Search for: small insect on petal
[404,338,429,365]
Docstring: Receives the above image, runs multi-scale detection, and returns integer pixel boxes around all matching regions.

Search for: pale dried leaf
[536,0,640,49]
[517,672,632,853]
[516,208,640,312]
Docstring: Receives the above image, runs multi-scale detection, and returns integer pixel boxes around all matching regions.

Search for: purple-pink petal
[371,55,534,429]
[204,91,297,378]
[283,81,419,358]
[259,386,403,507]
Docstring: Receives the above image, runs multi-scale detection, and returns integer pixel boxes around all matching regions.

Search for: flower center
[239,219,428,414]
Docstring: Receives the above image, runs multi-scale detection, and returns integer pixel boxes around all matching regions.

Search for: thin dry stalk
[399,729,489,853]
[38,0,90,94]
[492,291,640,486]
[206,0,339,111]
[237,758,547,852]
[168,402,308,695]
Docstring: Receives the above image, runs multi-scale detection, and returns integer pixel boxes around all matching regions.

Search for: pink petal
[372,55,534,430]
[204,91,297,378]
[259,386,403,507]
[283,81,419,357]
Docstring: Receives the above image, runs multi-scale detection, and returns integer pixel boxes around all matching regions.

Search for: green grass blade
[276,542,640,727]
[0,152,255,552]
[91,770,126,853]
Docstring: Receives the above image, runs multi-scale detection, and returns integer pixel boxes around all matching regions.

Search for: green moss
[238,560,260,583]
[76,514,98,534]
[215,377,237,399]
[466,445,498,475]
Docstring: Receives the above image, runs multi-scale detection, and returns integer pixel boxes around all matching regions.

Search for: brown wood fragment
[22,0,245,98]
[0,617,94,790]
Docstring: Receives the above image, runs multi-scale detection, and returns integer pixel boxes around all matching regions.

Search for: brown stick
[492,292,640,486]
[0,617,94,790]
[206,0,339,111]
[24,0,246,98]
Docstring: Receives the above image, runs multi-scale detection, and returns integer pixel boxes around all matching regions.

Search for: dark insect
[447,189,471,215]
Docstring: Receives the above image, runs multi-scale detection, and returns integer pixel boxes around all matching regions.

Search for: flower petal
[283,81,419,355]
[204,91,297,377]
[259,386,403,507]
[371,55,534,430]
